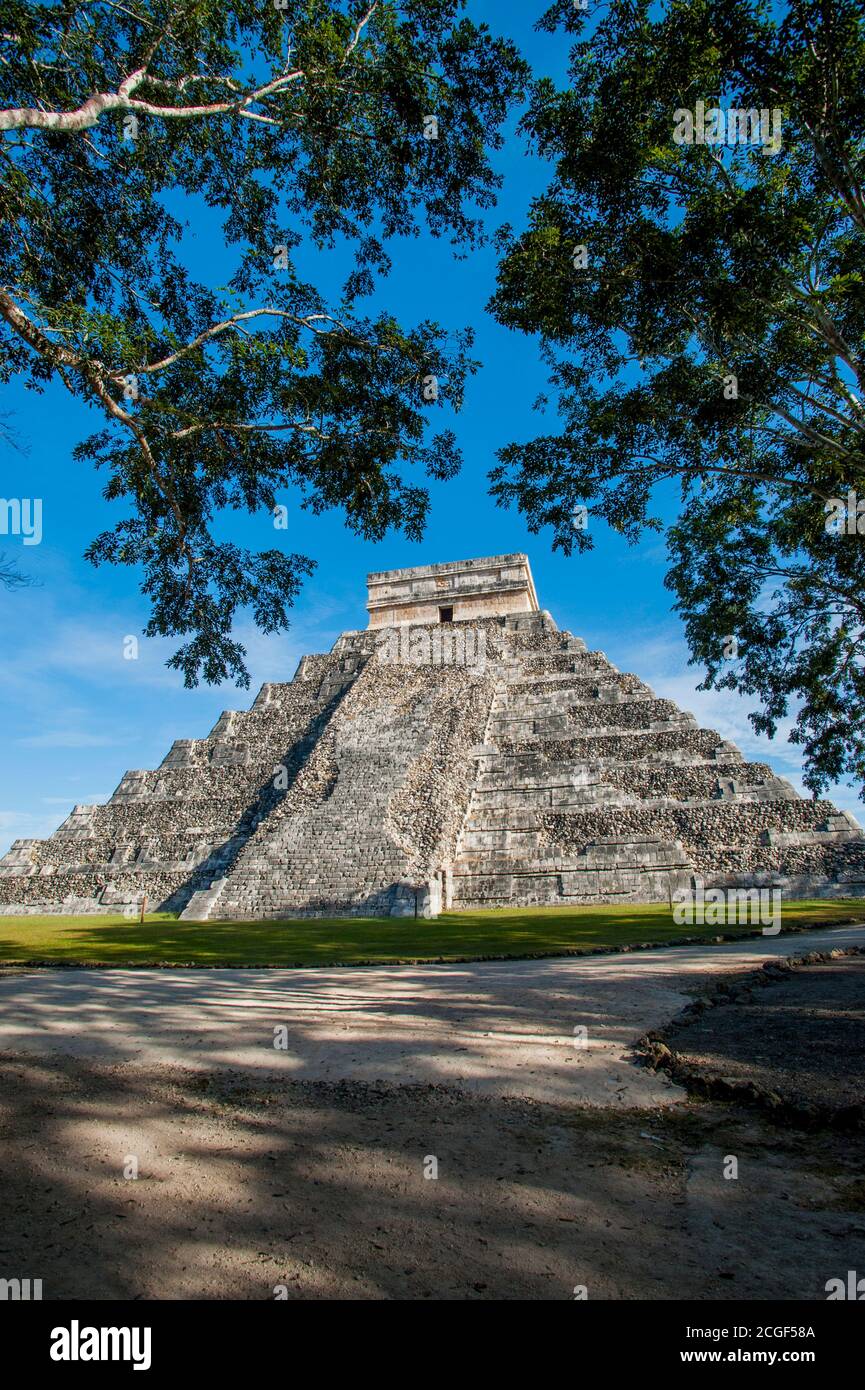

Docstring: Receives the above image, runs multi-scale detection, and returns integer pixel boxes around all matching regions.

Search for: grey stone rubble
[2,552,864,919]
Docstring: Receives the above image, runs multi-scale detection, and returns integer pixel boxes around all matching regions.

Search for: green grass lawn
[0,899,863,967]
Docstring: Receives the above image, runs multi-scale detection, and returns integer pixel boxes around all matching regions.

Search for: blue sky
[0,0,860,858]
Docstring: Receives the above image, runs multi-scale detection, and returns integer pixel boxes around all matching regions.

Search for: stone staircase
[180,877,229,922]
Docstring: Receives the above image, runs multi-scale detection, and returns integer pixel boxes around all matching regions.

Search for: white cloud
[42,794,109,804]
[16,730,124,749]
[0,807,68,843]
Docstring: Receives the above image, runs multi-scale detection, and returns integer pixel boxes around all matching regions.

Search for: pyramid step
[464,794,629,827]
[179,877,228,922]
[451,860,693,906]
[459,829,541,852]
[493,691,654,718]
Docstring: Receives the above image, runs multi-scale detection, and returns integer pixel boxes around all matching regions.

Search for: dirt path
[0,1056,861,1301]
[1,925,864,1108]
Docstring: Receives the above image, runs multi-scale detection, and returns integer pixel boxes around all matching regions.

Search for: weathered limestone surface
[366,553,538,628]
[2,553,864,918]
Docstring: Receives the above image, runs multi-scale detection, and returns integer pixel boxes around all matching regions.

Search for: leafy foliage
[0,0,526,683]
[490,0,865,797]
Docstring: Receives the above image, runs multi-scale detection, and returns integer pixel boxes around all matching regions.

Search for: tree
[490,0,865,798]
[0,553,35,590]
[0,0,526,684]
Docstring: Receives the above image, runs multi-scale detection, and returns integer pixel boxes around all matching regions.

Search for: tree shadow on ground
[0,1053,863,1300]
[668,955,865,1115]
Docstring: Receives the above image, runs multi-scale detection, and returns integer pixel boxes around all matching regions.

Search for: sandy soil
[2,925,865,1107]
[0,1055,862,1301]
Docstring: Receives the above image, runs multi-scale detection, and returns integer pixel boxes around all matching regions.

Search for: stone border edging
[635,944,865,1131]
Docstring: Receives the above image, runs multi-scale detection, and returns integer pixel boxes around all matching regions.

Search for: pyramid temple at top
[3,553,865,919]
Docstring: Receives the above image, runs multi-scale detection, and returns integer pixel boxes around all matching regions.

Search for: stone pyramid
[2,553,864,919]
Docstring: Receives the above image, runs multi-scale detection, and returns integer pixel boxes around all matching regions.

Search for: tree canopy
[491,0,865,799]
[0,0,526,684]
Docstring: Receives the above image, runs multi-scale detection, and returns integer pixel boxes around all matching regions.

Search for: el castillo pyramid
[3,553,865,919]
